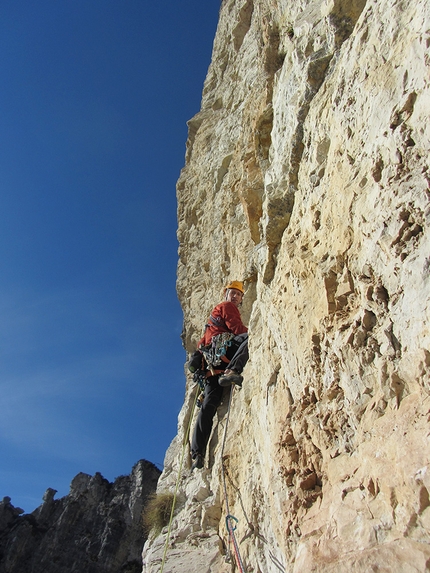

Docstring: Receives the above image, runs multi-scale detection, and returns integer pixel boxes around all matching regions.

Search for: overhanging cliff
[143,0,430,571]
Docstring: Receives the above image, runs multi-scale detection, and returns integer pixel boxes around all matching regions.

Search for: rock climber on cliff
[188,281,249,471]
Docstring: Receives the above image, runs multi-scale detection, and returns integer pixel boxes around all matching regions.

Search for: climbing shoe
[219,371,243,388]
[191,454,204,471]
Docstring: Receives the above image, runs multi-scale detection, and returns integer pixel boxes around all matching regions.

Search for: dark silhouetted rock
[0,460,160,573]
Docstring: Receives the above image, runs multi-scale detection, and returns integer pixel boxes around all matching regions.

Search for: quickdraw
[226,514,238,531]
[200,332,235,370]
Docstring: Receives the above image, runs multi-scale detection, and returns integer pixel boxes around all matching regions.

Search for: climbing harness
[200,332,235,373]
[220,386,247,573]
[159,384,200,573]
[213,332,235,363]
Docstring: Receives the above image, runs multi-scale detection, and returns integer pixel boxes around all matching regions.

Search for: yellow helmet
[225,280,244,294]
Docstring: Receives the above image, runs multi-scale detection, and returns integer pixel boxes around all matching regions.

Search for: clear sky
[0,0,220,512]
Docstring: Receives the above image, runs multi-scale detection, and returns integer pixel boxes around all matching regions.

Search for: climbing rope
[159,384,199,573]
[158,373,280,573]
[220,388,286,573]
[220,386,247,573]
[223,466,267,544]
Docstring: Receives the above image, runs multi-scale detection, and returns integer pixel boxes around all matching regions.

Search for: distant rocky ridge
[0,460,160,573]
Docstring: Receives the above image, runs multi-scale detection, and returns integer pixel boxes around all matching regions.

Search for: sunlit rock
[144,0,430,571]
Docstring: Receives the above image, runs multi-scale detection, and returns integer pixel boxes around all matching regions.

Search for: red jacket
[199,301,248,347]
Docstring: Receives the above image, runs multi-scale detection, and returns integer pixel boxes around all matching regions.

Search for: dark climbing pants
[191,375,223,457]
[190,334,249,458]
[227,333,248,373]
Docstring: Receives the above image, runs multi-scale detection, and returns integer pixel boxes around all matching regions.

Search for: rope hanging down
[220,386,247,573]
[160,385,200,573]
[159,381,282,573]
[222,464,287,573]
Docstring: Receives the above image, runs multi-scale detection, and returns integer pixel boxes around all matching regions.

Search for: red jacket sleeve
[198,301,247,347]
[217,301,248,335]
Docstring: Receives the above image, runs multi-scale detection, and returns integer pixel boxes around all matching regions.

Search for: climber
[188,281,249,471]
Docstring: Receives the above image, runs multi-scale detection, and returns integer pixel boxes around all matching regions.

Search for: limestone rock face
[0,460,160,573]
[144,0,430,571]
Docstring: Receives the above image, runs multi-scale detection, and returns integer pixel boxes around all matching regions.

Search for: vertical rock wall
[144,0,430,571]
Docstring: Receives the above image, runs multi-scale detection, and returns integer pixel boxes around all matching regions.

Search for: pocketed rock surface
[143,0,430,571]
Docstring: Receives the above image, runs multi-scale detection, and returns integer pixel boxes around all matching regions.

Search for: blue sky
[0,1,220,512]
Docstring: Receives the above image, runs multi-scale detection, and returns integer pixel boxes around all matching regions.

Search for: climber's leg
[219,335,249,387]
[191,375,223,461]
